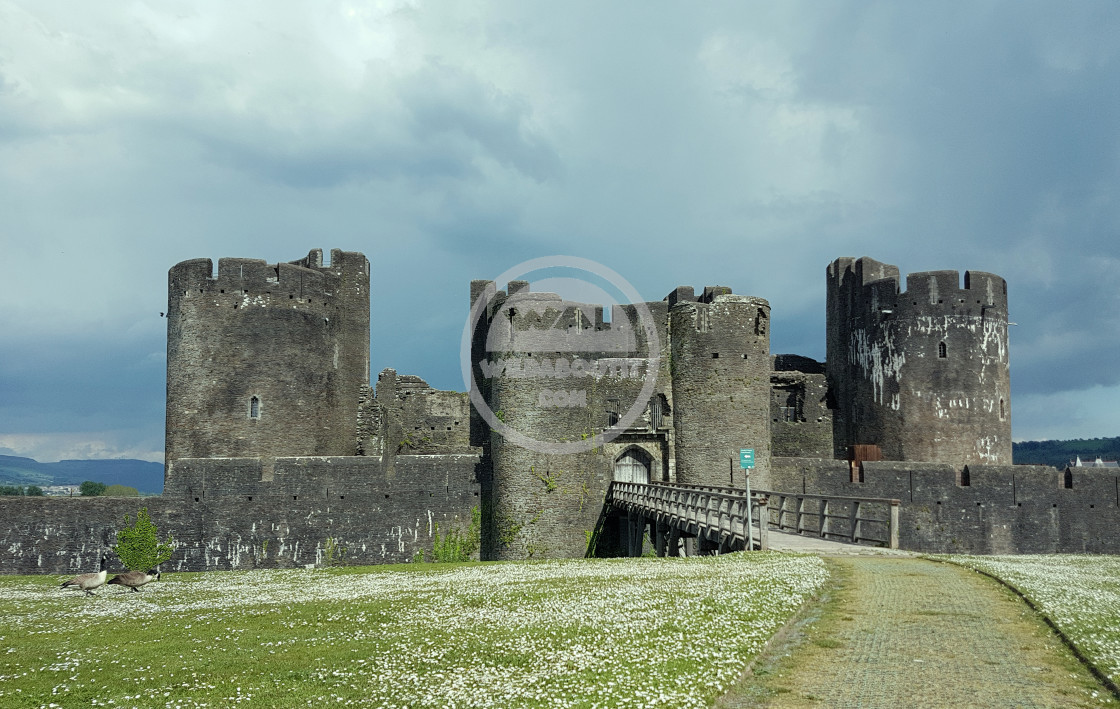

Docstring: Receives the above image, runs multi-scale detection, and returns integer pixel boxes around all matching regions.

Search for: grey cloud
[164,60,562,190]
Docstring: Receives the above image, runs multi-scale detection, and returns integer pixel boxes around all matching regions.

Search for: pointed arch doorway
[613,447,651,484]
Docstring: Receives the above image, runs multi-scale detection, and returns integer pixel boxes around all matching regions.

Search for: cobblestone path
[720,556,1112,708]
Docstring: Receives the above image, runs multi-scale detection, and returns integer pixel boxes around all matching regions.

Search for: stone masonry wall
[771,457,1120,554]
[826,257,1011,465]
[368,369,473,464]
[771,355,833,459]
[473,281,668,560]
[670,289,772,489]
[1,454,480,575]
[165,249,370,468]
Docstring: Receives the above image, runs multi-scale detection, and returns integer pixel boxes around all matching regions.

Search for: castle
[0,249,1115,574]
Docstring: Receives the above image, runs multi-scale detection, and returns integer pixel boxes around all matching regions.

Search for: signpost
[740,448,755,548]
[739,448,755,470]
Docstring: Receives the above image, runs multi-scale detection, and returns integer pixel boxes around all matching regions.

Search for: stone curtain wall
[0,454,480,575]
[771,457,1120,554]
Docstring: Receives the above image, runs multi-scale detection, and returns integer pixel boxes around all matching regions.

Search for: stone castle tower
[668,287,771,487]
[469,279,773,559]
[165,249,370,469]
[826,257,1011,465]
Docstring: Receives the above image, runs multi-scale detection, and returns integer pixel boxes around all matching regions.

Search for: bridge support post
[667,527,681,557]
[627,513,647,557]
[889,500,900,549]
[655,522,669,557]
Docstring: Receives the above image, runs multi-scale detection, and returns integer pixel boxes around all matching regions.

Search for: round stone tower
[826,257,1011,465]
[468,280,664,560]
[165,249,370,469]
[669,287,772,489]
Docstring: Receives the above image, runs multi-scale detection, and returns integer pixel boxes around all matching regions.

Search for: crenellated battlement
[472,279,646,354]
[668,285,770,336]
[829,257,1008,322]
[169,249,368,307]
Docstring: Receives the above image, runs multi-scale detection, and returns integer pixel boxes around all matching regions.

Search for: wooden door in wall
[613,448,651,484]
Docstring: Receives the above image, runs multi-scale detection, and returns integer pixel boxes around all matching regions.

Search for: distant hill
[1013,437,1120,470]
[0,456,164,494]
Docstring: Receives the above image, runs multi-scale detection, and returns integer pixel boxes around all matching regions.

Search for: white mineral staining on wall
[849,328,905,407]
[975,435,1000,462]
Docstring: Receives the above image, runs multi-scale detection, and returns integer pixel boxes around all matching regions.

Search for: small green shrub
[431,507,481,562]
[114,507,174,571]
[322,537,346,567]
[104,484,140,497]
[536,469,558,493]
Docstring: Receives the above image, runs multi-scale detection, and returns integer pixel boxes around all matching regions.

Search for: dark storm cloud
[1,1,1119,458]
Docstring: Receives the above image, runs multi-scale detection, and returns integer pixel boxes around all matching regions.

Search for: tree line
[0,481,141,497]
[1013,436,1120,469]
[0,484,45,496]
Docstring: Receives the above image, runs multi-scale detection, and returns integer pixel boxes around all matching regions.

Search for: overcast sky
[1,1,1118,463]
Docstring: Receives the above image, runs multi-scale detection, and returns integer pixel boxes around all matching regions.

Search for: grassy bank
[1,553,827,708]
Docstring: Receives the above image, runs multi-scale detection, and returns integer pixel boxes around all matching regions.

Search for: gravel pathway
[721,556,1112,708]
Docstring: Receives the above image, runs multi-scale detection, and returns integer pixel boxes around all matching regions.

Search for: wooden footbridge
[587,481,900,557]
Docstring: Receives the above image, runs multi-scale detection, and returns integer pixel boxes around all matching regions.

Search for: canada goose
[108,569,161,592]
[61,556,108,596]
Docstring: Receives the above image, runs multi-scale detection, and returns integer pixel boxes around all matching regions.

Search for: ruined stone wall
[826,257,1011,465]
[771,457,1120,554]
[770,355,834,459]
[670,288,772,489]
[165,249,370,470]
[367,369,473,463]
[1,454,480,575]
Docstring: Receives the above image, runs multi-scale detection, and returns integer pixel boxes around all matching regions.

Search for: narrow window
[1000,398,1006,420]
[249,396,261,419]
[938,341,947,359]
[1064,470,1073,489]
[606,397,620,427]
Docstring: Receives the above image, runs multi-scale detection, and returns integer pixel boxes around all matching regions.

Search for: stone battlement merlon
[169,249,368,305]
[472,278,651,331]
[827,256,900,291]
[829,258,1008,319]
[899,269,1008,314]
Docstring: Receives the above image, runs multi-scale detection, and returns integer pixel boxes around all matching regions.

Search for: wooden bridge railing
[605,481,769,553]
[754,489,900,549]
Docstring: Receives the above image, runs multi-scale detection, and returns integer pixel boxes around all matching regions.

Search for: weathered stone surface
[165,249,371,465]
[827,258,1011,465]
[1,454,480,574]
[771,457,1120,554]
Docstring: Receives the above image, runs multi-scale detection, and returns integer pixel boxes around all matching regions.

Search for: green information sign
[739,448,755,469]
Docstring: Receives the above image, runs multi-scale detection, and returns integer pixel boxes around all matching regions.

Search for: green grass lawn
[940,554,1120,685]
[0,553,827,708]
